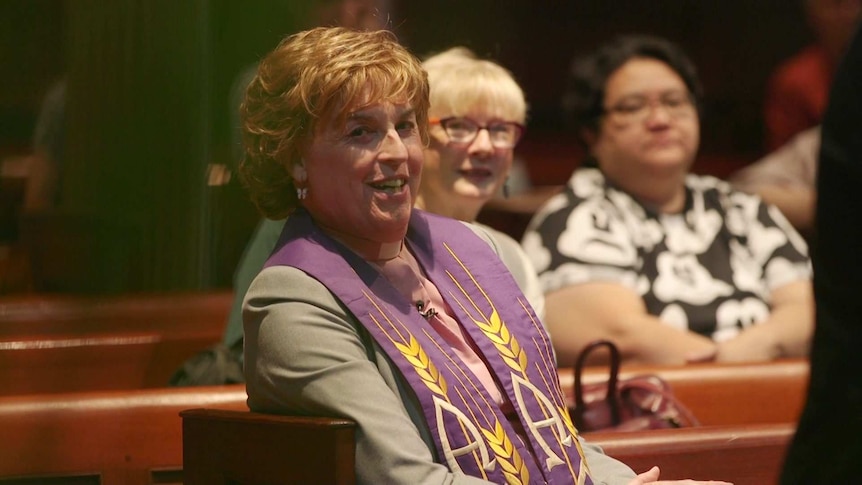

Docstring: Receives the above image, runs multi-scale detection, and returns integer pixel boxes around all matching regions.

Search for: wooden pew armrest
[181,408,357,485]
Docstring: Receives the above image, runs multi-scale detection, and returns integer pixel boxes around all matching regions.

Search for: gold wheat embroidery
[393,335,448,396]
[446,278,530,377]
[366,291,534,481]
[558,405,580,439]
[474,308,529,375]
[442,243,530,378]
[441,244,592,481]
[480,420,531,485]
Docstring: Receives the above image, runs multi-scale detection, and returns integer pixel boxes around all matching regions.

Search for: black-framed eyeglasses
[430,116,525,149]
[603,90,695,124]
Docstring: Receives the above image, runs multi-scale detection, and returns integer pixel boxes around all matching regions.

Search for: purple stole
[267,209,592,485]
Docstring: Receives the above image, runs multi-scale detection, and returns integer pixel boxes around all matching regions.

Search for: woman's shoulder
[686,173,762,203]
[471,222,527,261]
[469,221,508,246]
[527,168,607,229]
[453,220,523,267]
[245,264,341,310]
[566,167,608,198]
[243,265,364,361]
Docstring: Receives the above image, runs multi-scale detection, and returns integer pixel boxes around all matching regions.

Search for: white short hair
[422,47,527,123]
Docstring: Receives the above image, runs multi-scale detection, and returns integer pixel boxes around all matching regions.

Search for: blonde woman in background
[416,47,544,319]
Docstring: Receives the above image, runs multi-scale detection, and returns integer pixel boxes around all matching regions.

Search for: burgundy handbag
[569,340,700,433]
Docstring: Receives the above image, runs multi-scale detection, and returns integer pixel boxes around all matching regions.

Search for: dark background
[0,0,814,293]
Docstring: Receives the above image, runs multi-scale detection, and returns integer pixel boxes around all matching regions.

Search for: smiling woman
[296,100,423,256]
[414,47,545,318]
[238,28,429,223]
[417,47,527,223]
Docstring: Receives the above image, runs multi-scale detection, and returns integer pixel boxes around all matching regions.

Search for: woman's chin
[642,155,693,175]
[453,182,498,203]
[642,147,696,169]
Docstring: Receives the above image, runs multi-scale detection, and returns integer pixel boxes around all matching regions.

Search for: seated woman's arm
[713,192,814,362]
[545,282,717,366]
[221,218,286,349]
[747,186,816,236]
[717,279,814,362]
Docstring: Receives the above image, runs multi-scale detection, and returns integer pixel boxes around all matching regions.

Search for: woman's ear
[580,128,598,148]
[290,161,307,183]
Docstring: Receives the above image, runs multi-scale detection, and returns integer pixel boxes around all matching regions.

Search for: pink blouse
[372,247,509,409]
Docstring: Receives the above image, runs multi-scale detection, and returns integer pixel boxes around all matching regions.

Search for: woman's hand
[627,466,733,484]
[684,343,718,363]
[714,280,813,362]
[715,331,779,362]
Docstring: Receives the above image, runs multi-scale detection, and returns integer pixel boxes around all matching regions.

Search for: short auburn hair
[240,27,429,219]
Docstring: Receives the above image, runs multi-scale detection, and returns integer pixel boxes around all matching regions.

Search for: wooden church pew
[0,385,247,485]
[0,290,232,388]
[0,332,161,396]
[0,359,805,484]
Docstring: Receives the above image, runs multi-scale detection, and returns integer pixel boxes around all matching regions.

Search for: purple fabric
[267,209,592,484]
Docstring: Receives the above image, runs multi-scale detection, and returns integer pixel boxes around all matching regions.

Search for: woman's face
[421,106,517,217]
[300,96,424,244]
[590,57,700,185]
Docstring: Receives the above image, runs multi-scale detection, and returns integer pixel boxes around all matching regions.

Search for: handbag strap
[573,339,622,423]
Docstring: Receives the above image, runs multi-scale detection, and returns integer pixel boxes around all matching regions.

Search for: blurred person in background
[764,0,861,151]
[522,35,814,367]
[730,126,820,238]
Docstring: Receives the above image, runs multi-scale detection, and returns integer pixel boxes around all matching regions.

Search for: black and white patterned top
[522,168,812,341]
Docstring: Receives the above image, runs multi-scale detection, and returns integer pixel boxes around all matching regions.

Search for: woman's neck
[636,184,687,214]
[414,193,480,223]
[316,222,403,262]
[606,169,687,214]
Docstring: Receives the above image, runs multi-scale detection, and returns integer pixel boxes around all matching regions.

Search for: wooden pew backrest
[0,333,160,396]
[0,291,232,387]
[559,359,809,426]
[588,423,795,485]
[0,291,232,335]
[0,385,247,485]
[182,408,356,485]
